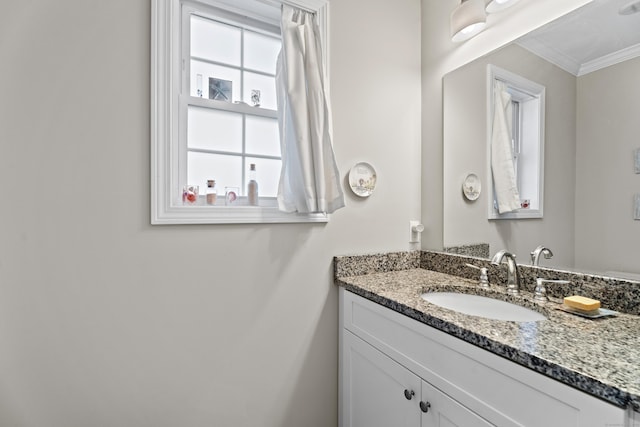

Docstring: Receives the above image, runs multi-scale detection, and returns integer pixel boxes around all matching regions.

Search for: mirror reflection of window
[488,65,545,220]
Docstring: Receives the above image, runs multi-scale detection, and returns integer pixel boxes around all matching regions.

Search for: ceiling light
[485,0,522,14]
[451,0,487,42]
[619,0,640,15]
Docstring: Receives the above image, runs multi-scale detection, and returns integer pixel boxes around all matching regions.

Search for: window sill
[151,203,329,225]
[488,208,543,220]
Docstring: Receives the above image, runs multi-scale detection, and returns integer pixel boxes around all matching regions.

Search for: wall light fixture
[485,0,522,14]
[451,0,487,42]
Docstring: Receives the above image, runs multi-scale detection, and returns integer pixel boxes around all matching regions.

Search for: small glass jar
[206,180,217,205]
[182,185,199,205]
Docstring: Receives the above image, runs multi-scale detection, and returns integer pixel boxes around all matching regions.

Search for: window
[184,9,281,201]
[151,0,330,224]
[487,65,545,220]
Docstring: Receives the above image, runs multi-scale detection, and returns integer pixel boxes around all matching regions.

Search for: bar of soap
[563,295,601,312]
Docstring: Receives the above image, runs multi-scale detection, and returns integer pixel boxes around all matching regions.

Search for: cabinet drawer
[340,289,625,427]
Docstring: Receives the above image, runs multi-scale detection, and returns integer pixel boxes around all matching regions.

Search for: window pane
[243,71,277,110]
[191,15,240,66]
[245,157,281,198]
[188,152,242,197]
[244,31,281,74]
[191,60,241,102]
[188,107,242,153]
[245,116,280,157]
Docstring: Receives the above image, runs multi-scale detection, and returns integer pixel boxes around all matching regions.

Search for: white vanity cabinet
[342,330,421,427]
[339,288,627,427]
[343,330,491,426]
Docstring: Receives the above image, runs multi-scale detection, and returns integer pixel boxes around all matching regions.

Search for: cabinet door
[420,381,493,427]
[341,330,421,427]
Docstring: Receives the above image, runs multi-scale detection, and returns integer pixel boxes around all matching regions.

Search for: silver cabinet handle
[404,389,415,400]
[420,401,431,413]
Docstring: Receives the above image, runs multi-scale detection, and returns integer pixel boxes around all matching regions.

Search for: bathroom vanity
[336,251,640,427]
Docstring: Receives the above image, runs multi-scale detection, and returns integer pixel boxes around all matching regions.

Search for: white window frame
[486,64,545,220]
[151,0,330,225]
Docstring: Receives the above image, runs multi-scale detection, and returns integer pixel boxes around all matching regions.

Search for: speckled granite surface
[334,251,640,411]
[443,243,490,258]
[333,251,420,278]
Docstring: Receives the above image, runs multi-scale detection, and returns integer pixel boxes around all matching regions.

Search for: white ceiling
[516,0,640,76]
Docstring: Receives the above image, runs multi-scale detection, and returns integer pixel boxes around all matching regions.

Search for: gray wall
[0,1,421,426]
[442,44,577,268]
[575,57,640,275]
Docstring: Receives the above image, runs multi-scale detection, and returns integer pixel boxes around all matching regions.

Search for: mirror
[443,0,640,278]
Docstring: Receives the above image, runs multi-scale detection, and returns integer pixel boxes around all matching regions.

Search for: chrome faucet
[530,245,553,266]
[491,250,521,295]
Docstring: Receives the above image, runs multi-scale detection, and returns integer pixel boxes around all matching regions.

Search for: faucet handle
[534,278,570,302]
[531,245,554,266]
[465,263,490,288]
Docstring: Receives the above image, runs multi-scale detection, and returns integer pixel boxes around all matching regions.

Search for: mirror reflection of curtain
[491,80,521,214]
[276,4,345,214]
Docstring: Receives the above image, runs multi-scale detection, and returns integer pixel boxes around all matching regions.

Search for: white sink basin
[421,292,546,322]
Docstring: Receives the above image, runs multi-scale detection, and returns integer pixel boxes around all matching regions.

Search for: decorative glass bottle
[206,180,217,205]
[247,164,259,206]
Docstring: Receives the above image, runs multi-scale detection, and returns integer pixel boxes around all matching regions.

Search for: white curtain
[491,81,521,214]
[276,4,345,214]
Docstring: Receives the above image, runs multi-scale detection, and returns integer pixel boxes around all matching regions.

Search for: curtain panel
[491,81,521,214]
[276,4,345,214]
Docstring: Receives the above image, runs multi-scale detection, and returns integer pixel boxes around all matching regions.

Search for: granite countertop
[336,268,640,411]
